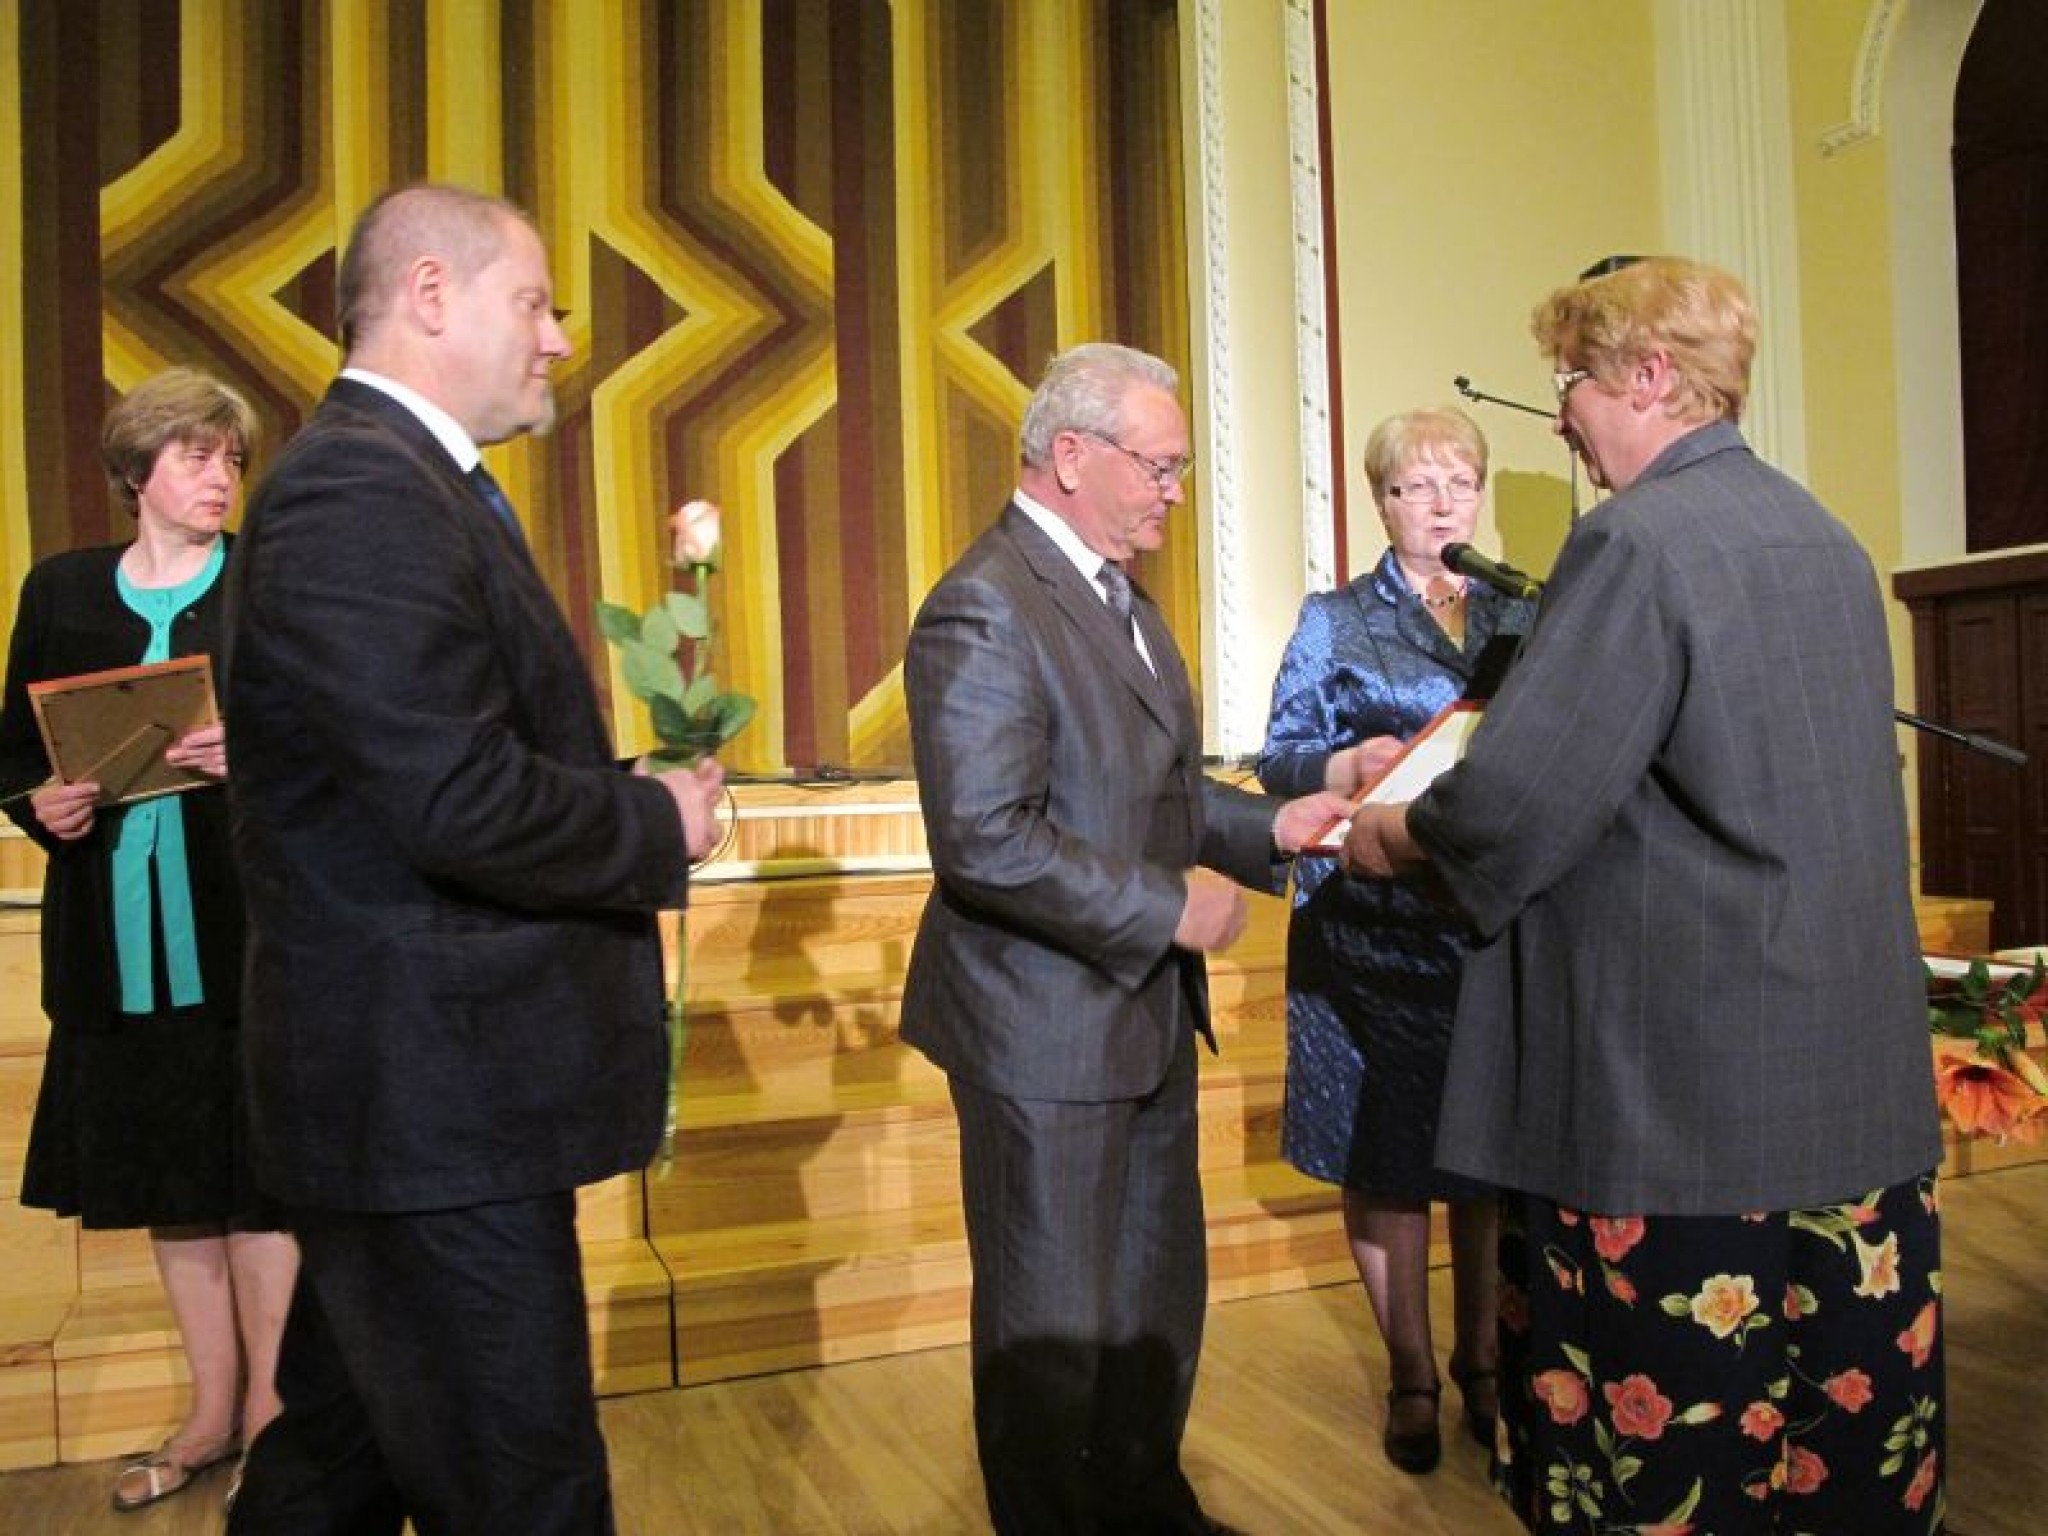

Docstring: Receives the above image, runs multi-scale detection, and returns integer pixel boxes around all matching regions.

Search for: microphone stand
[1453,375,1551,421]
[1895,710,2028,767]
[1455,375,1582,519]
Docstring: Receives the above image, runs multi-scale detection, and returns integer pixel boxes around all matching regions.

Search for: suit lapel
[1000,506,1180,739]
[1128,577,1198,737]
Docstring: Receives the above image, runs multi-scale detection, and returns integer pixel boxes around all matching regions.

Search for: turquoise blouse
[110,543,225,1014]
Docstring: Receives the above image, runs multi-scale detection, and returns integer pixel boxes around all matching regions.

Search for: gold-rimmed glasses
[1552,367,1594,405]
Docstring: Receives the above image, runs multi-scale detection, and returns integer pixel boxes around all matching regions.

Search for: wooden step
[1203,1162,1352,1299]
[1,1199,76,1311]
[663,1203,972,1386]
[0,918,46,1194]
[655,1041,1297,1239]
[655,1158,1346,1388]
[0,850,1320,1469]
[0,1298,67,1471]
[51,1284,189,1462]
[672,968,1288,1115]
[0,825,44,896]
[673,981,1285,1120]
[581,1238,676,1395]
[675,871,1289,1002]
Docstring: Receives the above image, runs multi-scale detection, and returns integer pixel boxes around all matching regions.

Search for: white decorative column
[1283,0,1337,600]
[1655,0,1808,479]
[1190,0,1250,755]
[1188,0,1332,759]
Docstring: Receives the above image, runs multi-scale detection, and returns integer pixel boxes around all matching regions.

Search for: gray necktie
[1098,559,1153,675]
[469,463,523,541]
[1098,559,1134,633]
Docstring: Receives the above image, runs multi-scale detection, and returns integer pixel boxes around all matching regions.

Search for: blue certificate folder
[27,654,218,805]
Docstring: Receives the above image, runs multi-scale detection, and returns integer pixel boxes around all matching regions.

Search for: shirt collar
[1013,488,1114,588]
[340,368,483,473]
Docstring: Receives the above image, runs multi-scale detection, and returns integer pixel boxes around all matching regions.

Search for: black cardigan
[0,541,245,1029]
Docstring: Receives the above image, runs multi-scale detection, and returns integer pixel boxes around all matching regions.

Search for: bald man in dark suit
[903,342,1345,1535]
[224,184,724,1535]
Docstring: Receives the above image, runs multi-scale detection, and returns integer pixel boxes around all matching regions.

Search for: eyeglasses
[1387,474,1482,505]
[1080,429,1194,488]
[1552,367,1594,405]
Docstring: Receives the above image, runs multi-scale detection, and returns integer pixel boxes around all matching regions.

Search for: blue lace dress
[1257,550,1534,1197]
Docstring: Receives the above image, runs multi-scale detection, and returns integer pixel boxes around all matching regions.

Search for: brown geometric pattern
[1,0,1191,775]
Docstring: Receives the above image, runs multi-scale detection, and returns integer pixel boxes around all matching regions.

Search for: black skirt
[20,1005,278,1230]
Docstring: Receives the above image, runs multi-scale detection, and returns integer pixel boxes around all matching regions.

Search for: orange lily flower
[1934,1049,2048,1144]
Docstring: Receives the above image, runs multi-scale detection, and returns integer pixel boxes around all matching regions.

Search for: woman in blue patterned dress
[1258,407,1534,1475]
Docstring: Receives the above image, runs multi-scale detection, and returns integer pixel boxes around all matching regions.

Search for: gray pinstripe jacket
[1412,421,1940,1214]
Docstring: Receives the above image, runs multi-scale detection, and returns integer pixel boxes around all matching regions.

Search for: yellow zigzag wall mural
[1,0,1193,775]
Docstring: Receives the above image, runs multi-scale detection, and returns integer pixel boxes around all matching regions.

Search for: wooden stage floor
[5,1159,2041,1534]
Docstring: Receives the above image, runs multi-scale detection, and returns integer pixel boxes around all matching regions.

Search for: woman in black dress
[1,368,296,1512]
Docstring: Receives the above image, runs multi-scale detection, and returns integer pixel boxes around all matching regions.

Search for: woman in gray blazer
[1344,258,1943,1535]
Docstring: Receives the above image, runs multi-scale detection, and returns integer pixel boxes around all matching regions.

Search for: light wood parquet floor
[6,1160,2042,1535]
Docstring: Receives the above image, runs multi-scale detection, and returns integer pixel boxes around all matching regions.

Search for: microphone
[1452,375,1554,421]
[1442,542,1544,601]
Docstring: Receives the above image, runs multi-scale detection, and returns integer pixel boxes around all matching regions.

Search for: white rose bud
[670,498,723,569]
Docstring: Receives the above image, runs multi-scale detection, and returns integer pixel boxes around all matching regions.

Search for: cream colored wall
[1784,5,1907,580]
[1780,1,1987,848]
[1187,0,1989,805]
[1884,0,1980,567]
[1182,1,1666,754]
[1780,1,1919,847]
[1322,1,1663,583]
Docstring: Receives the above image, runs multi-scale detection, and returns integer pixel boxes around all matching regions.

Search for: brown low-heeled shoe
[1382,1384,1442,1475]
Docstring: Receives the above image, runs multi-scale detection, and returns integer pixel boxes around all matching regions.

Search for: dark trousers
[949,1031,1212,1535]
[227,1191,613,1536]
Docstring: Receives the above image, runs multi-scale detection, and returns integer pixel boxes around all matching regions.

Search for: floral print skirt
[1495,1173,1944,1534]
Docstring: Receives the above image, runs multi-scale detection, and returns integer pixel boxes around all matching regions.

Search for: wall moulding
[1819,0,1908,156]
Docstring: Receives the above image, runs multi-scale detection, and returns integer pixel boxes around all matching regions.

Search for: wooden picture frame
[27,655,219,806]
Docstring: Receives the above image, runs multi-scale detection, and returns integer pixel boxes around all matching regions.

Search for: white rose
[670,498,723,568]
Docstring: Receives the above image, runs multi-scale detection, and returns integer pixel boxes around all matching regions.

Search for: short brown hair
[101,367,257,511]
[1531,256,1755,425]
[1362,406,1488,502]
[336,183,529,353]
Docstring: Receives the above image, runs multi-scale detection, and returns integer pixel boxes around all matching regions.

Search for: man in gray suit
[903,342,1344,1535]
[1345,259,1943,1533]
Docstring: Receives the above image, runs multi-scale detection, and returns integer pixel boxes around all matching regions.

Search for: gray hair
[1018,342,1179,467]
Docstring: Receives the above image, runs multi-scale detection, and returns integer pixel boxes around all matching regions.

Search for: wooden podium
[1894,545,2048,948]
